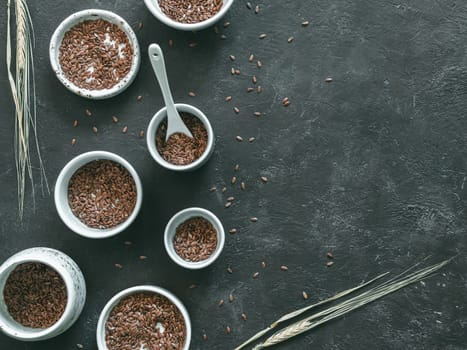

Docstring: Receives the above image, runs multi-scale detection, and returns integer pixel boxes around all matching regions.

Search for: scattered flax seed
[234,107,240,114]
[209,186,217,192]
[259,33,267,39]
[227,196,235,201]
[71,138,76,146]
[229,55,236,61]
[257,85,263,93]
[325,77,333,83]
[137,95,143,101]
[115,263,123,269]
[137,21,143,30]
[225,96,232,102]
[252,272,260,279]
[241,313,247,321]
[112,116,119,123]
[220,34,227,40]
[261,176,268,183]
[257,60,262,68]
[235,69,241,75]
[240,182,246,190]
[288,36,295,43]
[231,176,237,184]
[280,265,289,271]
[225,202,232,208]
[223,21,230,28]
[227,266,233,274]
[189,284,197,289]
[248,137,256,142]
[214,26,219,34]
[229,228,237,234]
[247,87,254,93]
[85,109,92,117]
[231,67,235,75]
[122,126,128,133]
[236,136,243,142]
[73,120,78,127]
[254,111,262,117]
[169,39,174,47]
[326,261,334,267]
[226,326,231,334]
[229,293,234,302]
[188,91,196,97]
[302,20,310,27]
[76,344,84,349]
[218,299,225,306]
[189,42,198,48]
[92,126,98,134]
[234,164,240,171]
[246,2,252,9]
[250,217,258,222]
[139,130,145,138]
[252,75,257,84]
[327,252,334,259]
[221,187,227,193]
[139,255,147,260]
[202,333,208,341]
[303,291,309,300]
[249,54,255,62]
[261,261,267,269]
[124,241,132,245]
[255,5,260,14]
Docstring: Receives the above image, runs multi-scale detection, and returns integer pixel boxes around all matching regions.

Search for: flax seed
[229,228,237,234]
[240,182,246,190]
[250,217,258,222]
[252,272,259,278]
[122,126,128,133]
[303,291,309,300]
[73,120,78,127]
[236,136,243,142]
[225,96,232,102]
[280,265,289,271]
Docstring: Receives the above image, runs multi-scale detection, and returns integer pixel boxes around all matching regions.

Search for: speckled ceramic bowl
[0,247,86,341]
[54,151,143,239]
[164,207,225,269]
[143,0,234,31]
[49,9,140,99]
[96,285,191,350]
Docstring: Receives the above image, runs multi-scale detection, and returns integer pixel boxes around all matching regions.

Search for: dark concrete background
[0,0,466,349]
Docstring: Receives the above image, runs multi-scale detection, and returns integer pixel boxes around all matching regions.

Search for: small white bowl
[96,285,191,350]
[54,151,143,239]
[146,103,215,171]
[144,0,234,31]
[164,207,225,269]
[49,9,141,99]
[0,247,86,341]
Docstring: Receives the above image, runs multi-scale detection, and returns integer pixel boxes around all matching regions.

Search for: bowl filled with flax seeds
[49,9,140,99]
[96,285,191,350]
[144,0,234,31]
[54,151,143,239]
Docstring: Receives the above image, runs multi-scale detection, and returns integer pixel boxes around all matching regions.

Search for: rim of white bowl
[143,0,234,31]
[96,285,191,350]
[146,103,215,172]
[54,151,143,239]
[49,9,141,100]
[164,207,225,269]
[0,249,78,341]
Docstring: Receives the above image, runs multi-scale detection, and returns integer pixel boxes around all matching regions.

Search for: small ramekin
[49,9,141,99]
[143,0,234,31]
[146,103,215,171]
[96,285,191,350]
[0,247,86,341]
[54,151,143,239]
[164,207,225,269]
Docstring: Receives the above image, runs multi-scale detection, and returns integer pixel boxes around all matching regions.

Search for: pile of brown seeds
[59,19,133,90]
[68,160,137,229]
[156,112,208,165]
[3,263,67,328]
[173,217,218,262]
[105,292,186,350]
[158,0,223,24]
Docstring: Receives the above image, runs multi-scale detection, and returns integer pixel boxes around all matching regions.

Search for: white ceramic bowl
[0,247,86,341]
[144,0,234,31]
[54,151,143,239]
[165,207,225,269]
[96,285,191,350]
[49,9,141,99]
[146,103,215,171]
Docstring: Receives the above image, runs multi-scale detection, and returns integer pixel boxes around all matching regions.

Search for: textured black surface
[0,1,466,349]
